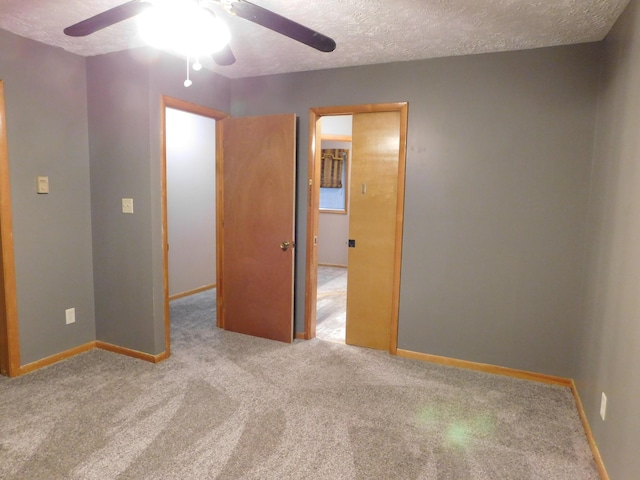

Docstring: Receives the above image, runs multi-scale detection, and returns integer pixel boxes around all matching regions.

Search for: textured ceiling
[0,0,631,78]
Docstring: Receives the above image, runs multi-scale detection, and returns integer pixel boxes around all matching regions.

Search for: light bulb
[193,61,202,71]
[184,79,192,87]
[138,2,230,58]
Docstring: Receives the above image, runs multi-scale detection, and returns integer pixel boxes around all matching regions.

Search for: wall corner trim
[10,340,169,377]
[396,348,608,478]
[96,341,169,364]
[570,380,610,480]
[16,341,97,376]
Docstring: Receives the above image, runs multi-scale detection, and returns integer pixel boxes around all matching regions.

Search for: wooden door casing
[0,80,19,376]
[305,103,408,351]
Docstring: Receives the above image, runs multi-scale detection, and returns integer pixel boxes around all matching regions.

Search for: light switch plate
[600,392,607,421]
[122,198,134,214]
[37,176,49,194]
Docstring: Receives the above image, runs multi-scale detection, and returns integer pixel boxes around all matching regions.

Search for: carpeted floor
[0,289,600,479]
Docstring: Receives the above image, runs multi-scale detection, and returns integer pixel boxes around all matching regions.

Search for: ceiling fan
[63,0,337,67]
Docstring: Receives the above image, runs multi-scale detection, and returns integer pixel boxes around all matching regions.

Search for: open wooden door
[219,114,296,343]
[345,110,402,350]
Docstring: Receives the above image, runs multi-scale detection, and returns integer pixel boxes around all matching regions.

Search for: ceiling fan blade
[213,44,236,66]
[64,0,151,37]
[230,0,336,53]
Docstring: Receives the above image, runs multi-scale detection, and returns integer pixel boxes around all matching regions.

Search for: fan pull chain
[184,56,192,87]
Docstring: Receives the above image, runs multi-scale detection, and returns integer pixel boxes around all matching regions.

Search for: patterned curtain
[320,149,347,188]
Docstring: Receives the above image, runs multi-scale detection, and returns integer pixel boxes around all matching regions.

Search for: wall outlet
[37,176,49,194]
[600,392,607,421]
[122,198,134,214]
[65,308,75,325]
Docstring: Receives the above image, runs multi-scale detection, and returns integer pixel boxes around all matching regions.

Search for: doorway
[165,108,217,300]
[304,103,408,353]
[160,96,228,357]
[161,105,298,351]
[315,115,352,343]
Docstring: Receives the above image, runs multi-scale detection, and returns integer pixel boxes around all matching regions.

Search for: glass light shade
[138,2,230,57]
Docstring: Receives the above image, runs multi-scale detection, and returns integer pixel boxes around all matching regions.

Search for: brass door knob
[280,241,291,251]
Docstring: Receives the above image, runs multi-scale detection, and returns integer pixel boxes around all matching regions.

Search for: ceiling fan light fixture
[138,1,230,58]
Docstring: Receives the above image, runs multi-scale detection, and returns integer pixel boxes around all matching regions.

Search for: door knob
[280,241,291,251]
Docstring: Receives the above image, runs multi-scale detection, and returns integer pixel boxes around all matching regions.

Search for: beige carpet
[0,289,600,479]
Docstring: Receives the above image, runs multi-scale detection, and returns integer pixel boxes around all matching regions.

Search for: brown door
[345,111,402,350]
[220,114,296,343]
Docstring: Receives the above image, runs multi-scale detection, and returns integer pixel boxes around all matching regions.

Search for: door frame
[304,103,408,353]
[160,96,229,356]
[0,80,20,377]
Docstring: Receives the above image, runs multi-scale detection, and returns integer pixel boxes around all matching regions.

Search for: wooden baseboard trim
[295,332,306,340]
[16,341,97,376]
[169,283,216,301]
[96,341,169,364]
[11,339,169,377]
[395,348,572,387]
[396,349,607,478]
[318,263,347,268]
[570,380,609,480]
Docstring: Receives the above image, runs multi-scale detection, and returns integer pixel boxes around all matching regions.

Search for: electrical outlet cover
[65,308,75,325]
[37,176,49,194]
[600,392,607,421]
[122,198,134,214]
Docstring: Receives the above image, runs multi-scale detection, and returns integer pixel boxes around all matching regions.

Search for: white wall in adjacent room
[166,108,217,296]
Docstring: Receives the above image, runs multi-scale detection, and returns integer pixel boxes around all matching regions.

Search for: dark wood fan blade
[230,0,336,53]
[213,44,236,66]
[64,0,151,37]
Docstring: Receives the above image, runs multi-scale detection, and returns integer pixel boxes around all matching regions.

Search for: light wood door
[220,114,296,343]
[345,111,401,350]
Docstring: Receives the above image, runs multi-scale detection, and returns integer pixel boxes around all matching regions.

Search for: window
[320,148,346,188]
[319,144,350,213]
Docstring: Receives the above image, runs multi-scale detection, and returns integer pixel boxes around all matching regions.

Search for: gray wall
[396,50,597,377]
[577,0,640,477]
[231,44,600,378]
[166,108,217,297]
[0,30,95,364]
[87,49,155,354]
[87,48,230,354]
